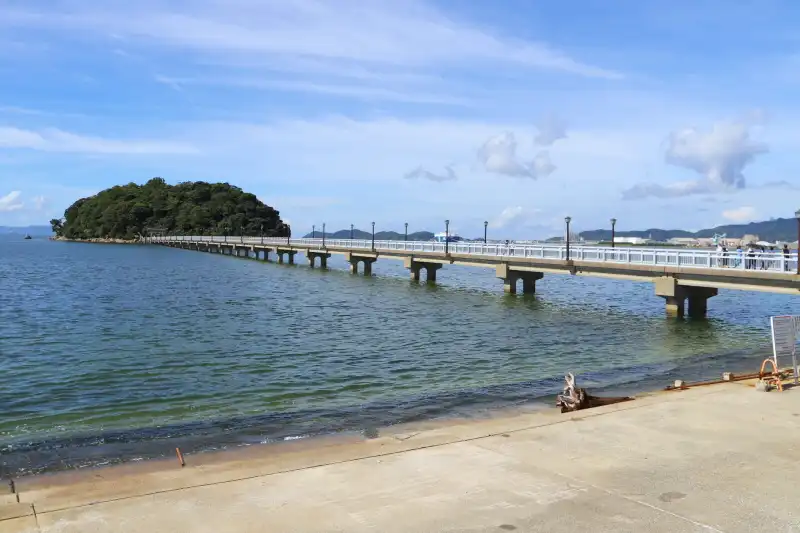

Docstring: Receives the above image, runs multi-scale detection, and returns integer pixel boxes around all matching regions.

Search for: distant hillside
[0,225,52,236]
[303,229,435,241]
[580,217,799,243]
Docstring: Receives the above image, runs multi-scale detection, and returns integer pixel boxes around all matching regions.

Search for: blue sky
[1,0,800,238]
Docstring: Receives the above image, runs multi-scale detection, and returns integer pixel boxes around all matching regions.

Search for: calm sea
[2,236,798,476]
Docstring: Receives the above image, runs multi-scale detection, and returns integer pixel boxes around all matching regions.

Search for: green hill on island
[51,178,289,240]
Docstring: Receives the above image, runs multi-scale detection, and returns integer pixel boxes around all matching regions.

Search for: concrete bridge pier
[345,253,377,276]
[496,265,543,294]
[307,251,332,269]
[404,258,442,282]
[686,287,718,318]
[254,247,272,261]
[276,249,297,264]
[655,277,718,318]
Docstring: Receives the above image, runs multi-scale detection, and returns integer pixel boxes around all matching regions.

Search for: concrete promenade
[153,236,800,317]
[4,381,800,532]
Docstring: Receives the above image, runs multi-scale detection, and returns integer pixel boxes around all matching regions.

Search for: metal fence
[153,236,799,273]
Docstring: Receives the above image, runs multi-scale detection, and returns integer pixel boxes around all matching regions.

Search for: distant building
[613,236,650,245]
[668,237,699,246]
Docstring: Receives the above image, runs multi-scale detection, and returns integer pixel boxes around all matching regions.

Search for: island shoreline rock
[49,236,143,244]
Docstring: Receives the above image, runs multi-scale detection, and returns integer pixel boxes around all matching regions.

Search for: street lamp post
[404,222,408,242]
[322,223,326,247]
[224,226,228,243]
[445,219,450,255]
[260,224,264,245]
[240,226,244,243]
[371,222,376,251]
[350,224,354,240]
[796,209,800,275]
[312,225,316,239]
[565,216,572,262]
[484,221,488,244]
[610,218,617,249]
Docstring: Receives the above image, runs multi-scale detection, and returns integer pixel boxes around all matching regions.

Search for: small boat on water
[23,234,32,240]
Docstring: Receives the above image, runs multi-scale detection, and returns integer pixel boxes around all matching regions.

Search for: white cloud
[477,132,556,179]
[492,206,524,228]
[490,206,544,230]
[0,126,197,155]
[0,191,23,212]
[3,1,622,80]
[622,118,768,199]
[665,120,767,188]
[403,165,457,182]
[622,179,710,200]
[722,206,757,222]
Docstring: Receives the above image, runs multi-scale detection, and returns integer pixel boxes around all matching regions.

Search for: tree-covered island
[50,178,290,241]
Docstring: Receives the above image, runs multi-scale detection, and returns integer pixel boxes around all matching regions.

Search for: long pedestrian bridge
[152,235,800,318]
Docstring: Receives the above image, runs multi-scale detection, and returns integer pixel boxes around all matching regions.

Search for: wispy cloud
[403,165,457,182]
[622,180,710,200]
[155,76,471,105]
[534,114,568,146]
[0,191,23,212]
[3,1,622,80]
[761,180,800,191]
[0,126,198,155]
[32,195,46,210]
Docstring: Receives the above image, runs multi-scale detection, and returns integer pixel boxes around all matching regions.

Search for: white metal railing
[151,235,800,274]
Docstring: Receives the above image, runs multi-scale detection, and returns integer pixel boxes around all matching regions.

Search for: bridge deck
[154,236,800,295]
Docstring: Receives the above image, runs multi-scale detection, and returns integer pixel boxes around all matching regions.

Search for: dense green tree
[54,178,290,240]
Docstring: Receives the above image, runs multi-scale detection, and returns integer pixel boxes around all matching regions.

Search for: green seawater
[1,236,797,475]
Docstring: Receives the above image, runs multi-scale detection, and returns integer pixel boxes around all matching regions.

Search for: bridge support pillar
[276,249,297,264]
[686,287,718,318]
[496,265,543,294]
[307,251,331,269]
[655,277,717,318]
[345,253,377,276]
[404,258,442,282]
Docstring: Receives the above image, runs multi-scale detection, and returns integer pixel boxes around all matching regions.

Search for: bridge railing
[152,236,799,273]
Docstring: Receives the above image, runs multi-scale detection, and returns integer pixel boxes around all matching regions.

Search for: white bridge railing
[153,235,799,274]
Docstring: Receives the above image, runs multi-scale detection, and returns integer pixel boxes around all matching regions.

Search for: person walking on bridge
[784,244,791,271]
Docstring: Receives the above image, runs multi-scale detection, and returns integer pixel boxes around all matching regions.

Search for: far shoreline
[49,236,142,244]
